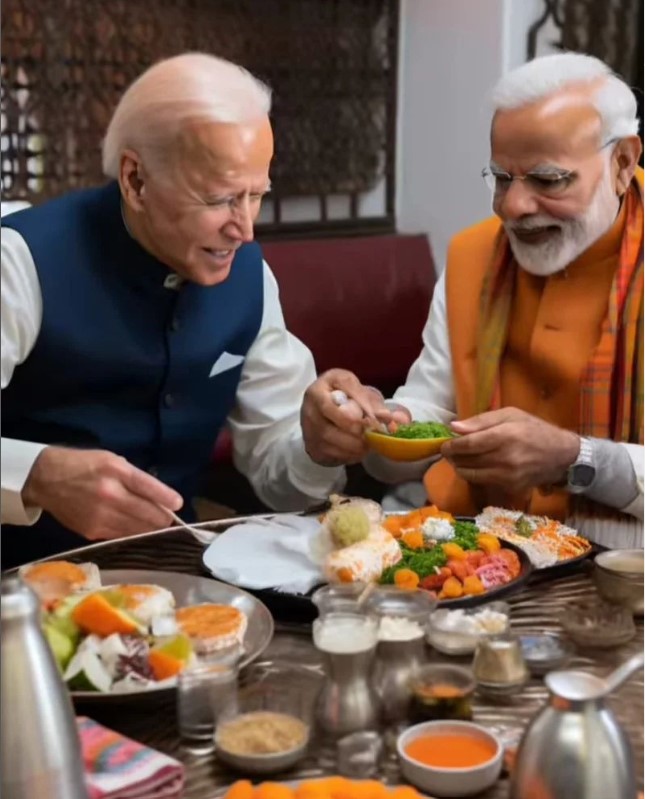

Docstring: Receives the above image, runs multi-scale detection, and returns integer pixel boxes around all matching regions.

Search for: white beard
[504,165,620,277]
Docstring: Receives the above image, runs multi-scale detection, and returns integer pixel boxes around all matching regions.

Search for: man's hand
[22,446,184,540]
[301,369,410,466]
[441,407,580,494]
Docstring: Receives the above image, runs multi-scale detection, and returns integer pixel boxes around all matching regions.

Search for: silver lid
[1,577,40,621]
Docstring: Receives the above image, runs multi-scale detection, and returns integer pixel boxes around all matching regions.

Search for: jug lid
[545,669,606,701]
[1,577,40,621]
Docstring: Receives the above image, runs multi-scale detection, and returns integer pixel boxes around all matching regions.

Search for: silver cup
[177,657,238,754]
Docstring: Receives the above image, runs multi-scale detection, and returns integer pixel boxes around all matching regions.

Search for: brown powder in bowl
[216,711,309,755]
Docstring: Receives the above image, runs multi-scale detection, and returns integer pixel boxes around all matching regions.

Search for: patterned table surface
[59,524,643,799]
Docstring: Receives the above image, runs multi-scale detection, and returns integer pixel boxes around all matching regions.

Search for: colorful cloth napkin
[77,717,185,799]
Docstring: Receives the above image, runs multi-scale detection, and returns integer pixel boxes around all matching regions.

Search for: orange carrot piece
[462,575,485,595]
[148,649,184,681]
[389,788,423,799]
[253,783,295,799]
[394,568,420,589]
[439,576,464,598]
[401,531,424,550]
[71,593,139,637]
[442,542,467,560]
[224,782,254,799]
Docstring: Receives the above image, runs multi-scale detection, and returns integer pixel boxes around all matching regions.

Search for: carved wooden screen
[1,0,399,237]
[528,0,644,144]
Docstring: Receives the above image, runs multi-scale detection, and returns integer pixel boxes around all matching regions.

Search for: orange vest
[423,193,633,519]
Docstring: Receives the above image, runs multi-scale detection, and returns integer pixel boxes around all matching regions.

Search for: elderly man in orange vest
[301,53,643,548]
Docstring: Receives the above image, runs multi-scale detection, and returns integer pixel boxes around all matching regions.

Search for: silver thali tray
[72,568,274,702]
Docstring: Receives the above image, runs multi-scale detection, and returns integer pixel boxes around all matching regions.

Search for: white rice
[421,517,455,543]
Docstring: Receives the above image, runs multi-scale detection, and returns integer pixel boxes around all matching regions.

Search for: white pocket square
[209,351,245,377]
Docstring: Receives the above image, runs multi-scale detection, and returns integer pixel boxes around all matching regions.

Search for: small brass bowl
[593,550,644,615]
[364,430,451,462]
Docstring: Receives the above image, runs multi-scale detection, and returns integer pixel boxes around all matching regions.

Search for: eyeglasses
[481,137,619,197]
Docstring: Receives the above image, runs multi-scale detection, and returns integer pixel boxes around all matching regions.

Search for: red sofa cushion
[262,234,435,394]
[212,234,435,465]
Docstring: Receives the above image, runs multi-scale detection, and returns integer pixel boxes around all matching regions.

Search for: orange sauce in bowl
[405,733,497,769]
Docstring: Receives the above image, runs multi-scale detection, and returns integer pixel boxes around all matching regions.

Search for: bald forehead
[491,82,605,164]
[175,117,273,172]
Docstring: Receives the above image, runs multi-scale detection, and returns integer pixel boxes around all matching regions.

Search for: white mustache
[508,215,564,233]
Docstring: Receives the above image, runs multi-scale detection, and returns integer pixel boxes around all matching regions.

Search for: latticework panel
[1,0,399,235]
[527,0,643,159]
[528,0,642,86]
[561,0,641,83]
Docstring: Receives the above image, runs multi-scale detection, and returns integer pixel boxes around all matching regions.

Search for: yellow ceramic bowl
[364,429,452,462]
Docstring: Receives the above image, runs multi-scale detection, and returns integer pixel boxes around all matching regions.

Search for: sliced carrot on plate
[148,649,185,681]
[71,593,139,637]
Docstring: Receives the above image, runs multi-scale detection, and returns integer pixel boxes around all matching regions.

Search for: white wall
[396,0,557,270]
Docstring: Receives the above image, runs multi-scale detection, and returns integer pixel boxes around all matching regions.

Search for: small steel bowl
[518,632,573,675]
[559,599,636,649]
[593,550,644,616]
[216,736,309,775]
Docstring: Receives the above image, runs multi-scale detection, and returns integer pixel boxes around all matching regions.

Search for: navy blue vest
[2,182,263,566]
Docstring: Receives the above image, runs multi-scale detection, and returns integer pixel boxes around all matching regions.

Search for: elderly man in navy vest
[1,53,346,568]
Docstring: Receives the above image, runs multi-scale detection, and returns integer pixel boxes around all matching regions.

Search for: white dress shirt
[365,270,644,549]
[1,225,346,525]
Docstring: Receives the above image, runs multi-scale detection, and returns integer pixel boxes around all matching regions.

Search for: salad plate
[59,569,273,701]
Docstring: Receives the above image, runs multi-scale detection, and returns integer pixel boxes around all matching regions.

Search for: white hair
[102,53,272,178]
[491,52,639,142]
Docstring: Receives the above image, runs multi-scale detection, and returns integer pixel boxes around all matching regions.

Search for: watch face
[571,463,595,488]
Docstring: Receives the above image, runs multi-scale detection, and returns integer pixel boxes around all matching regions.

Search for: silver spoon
[331,389,388,433]
[546,652,644,701]
[161,507,280,545]
[165,508,209,536]
[602,652,645,694]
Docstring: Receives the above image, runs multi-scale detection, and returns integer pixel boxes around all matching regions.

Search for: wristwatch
[567,437,596,494]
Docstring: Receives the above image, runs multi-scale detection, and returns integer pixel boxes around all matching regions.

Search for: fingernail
[171,495,183,511]
[330,389,348,406]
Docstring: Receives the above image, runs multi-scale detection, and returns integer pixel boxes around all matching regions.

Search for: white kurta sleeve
[227,261,346,510]
[619,443,644,520]
[1,227,46,525]
[364,270,456,484]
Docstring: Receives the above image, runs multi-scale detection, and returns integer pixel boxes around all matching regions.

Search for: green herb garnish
[379,521,481,584]
[515,515,533,537]
[388,421,455,440]
[452,520,480,549]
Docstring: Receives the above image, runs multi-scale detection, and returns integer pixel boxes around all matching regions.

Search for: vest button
[170,316,180,332]
[163,393,175,408]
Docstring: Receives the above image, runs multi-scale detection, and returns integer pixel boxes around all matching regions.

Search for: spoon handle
[605,652,644,694]
[166,508,201,534]
[331,390,388,433]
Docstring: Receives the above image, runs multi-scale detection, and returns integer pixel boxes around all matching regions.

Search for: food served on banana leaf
[386,421,456,440]
[475,507,592,568]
